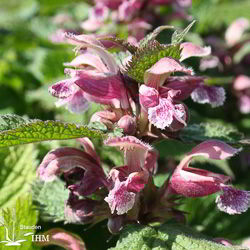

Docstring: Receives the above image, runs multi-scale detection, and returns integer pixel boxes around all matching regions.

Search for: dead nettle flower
[233,75,250,114]
[104,136,158,216]
[180,42,226,107]
[38,136,159,233]
[49,34,130,113]
[169,140,250,215]
[138,42,217,131]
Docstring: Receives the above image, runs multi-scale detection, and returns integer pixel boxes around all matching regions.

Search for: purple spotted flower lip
[169,140,250,214]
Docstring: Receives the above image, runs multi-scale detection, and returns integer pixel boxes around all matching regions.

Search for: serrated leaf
[0,195,39,250]
[139,25,174,48]
[125,41,181,83]
[0,144,38,208]
[0,114,31,131]
[110,224,245,250]
[171,20,196,45]
[180,123,244,145]
[0,114,105,148]
[32,179,69,222]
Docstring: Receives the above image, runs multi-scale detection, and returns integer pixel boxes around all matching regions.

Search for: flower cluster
[38,136,250,233]
[37,23,250,234]
[81,0,192,45]
[48,28,224,139]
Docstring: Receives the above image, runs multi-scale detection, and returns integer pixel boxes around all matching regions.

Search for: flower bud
[107,216,124,234]
[65,193,108,224]
[90,110,117,129]
[117,115,136,135]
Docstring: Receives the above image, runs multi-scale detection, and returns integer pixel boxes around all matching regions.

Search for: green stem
[204,76,234,86]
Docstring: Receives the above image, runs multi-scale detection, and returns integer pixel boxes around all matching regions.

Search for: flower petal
[180,42,211,61]
[64,52,108,73]
[49,80,76,98]
[234,75,250,91]
[77,138,100,163]
[148,98,175,129]
[186,140,241,161]
[225,18,250,46]
[144,57,193,87]
[126,171,149,193]
[75,72,130,109]
[37,147,102,182]
[105,136,152,172]
[238,95,250,114]
[191,85,226,108]
[139,84,159,109]
[65,33,118,73]
[104,179,136,215]
[216,186,250,214]
[164,76,203,101]
[66,90,89,113]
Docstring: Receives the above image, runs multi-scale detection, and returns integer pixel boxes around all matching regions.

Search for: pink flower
[169,140,250,214]
[104,136,157,215]
[138,57,193,130]
[49,34,130,112]
[140,85,188,130]
[37,138,107,196]
[164,76,226,108]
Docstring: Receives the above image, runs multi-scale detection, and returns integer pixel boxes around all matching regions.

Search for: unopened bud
[90,111,117,130]
[117,115,136,135]
[107,216,124,234]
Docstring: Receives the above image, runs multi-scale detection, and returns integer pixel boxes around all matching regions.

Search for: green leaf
[156,139,195,159]
[0,114,105,148]
[0,144,38,208]
[0,195,39,250]
[110,224,245,250]
[180,123,244,145]
[171,20,196,45]
[32,179,69,222]
[139,25,174,48]
[125,41,181,83]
